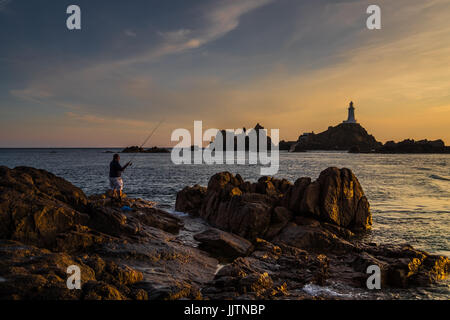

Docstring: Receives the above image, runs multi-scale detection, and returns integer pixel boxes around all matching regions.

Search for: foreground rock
[0,166,217,300]
[177,167,450,298]
[0,166,448,300]
[177,167,372,240]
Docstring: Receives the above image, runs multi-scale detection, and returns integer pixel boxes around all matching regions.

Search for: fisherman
[109,154,131,200]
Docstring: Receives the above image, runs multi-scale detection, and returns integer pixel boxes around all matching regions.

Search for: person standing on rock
[109,154,131,200]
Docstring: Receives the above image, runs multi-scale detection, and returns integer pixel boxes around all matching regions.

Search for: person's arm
[121,161,132,171]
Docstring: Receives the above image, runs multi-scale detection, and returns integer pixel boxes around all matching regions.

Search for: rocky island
[376,139,450,154]
[210,123,274,152]
[287,102,449,153]
[290,123,381,152]
[121,146,170,153]
[0,166,448,300]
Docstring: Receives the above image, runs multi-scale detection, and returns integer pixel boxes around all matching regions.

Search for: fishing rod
[127,118,165,165]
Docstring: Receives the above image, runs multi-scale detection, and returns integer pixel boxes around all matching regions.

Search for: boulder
[264,206,293,239]
[175,185,207,215]
[317,167,372,231]
[194,228,254,260]
[273,223,354,252]
[0,166,90,247]
[176,167,372,240]
[200,192,274,240]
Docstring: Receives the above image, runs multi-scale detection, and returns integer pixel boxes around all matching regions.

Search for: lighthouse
[343,101,357,124]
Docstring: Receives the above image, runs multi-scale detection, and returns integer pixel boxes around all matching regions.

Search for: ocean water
[0,148,449,299]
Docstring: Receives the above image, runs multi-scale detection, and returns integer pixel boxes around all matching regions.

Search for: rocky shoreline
[0,166,448,300]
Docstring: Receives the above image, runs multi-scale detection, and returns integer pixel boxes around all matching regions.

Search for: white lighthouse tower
[343,101,357,124]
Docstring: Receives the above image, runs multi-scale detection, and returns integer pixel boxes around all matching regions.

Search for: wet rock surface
[0,166,448,300]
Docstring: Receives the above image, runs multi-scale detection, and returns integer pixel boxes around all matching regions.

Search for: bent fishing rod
[127,118,165,166]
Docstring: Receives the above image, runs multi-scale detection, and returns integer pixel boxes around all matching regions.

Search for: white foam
[302,283,355,298]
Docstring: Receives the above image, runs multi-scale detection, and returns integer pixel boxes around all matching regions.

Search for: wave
[430,174,450,181]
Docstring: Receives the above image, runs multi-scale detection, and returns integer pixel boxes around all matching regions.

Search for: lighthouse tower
[343,101,357,124]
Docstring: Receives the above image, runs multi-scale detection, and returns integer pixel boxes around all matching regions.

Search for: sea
[0,148,449,299]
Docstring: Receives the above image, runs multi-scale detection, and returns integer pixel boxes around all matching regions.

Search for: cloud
[0,0,11,12]
[124,29,137,38]
[65,111,150,127]
[115,0,274,66]
[10,0,275,110]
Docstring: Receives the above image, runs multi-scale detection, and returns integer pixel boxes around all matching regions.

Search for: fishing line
[124,118,165,193]
[128,118,165,164]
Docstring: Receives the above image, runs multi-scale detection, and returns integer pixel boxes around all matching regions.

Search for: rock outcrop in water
[176,167,372,239]
[121,146,170,153]
[0,166,448,300]
[177,168,450,297]
[376,139,450,154]
[290,123,382,152]
[209,123,275,152]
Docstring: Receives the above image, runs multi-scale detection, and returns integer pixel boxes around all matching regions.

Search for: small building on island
[343,101,357,124]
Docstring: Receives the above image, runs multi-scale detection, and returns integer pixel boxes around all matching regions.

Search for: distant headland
[121,146,170,153]
[280,101,450,154]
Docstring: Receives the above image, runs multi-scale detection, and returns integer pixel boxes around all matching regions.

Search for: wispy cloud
[65,111,150,127]
[124,29,137,38]
[10,0,274,110]
[116,0,274,66]
[0,0,12,12]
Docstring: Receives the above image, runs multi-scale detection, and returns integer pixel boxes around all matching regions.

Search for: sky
[0,0,449,147]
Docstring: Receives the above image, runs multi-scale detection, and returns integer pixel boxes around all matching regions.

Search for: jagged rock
[299,181,321,217]
[354,244,450,288]
[175,185,207,215]
[177,167,372,239]
[273,223,354,252]
[0,167,218,300]
[317,167,372,231]
[264,207,293,239]
[0,166,90,248]
[83,281,126,300]
[283,177,311,213]
[194,228,254,260]
[200,192,274,240]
